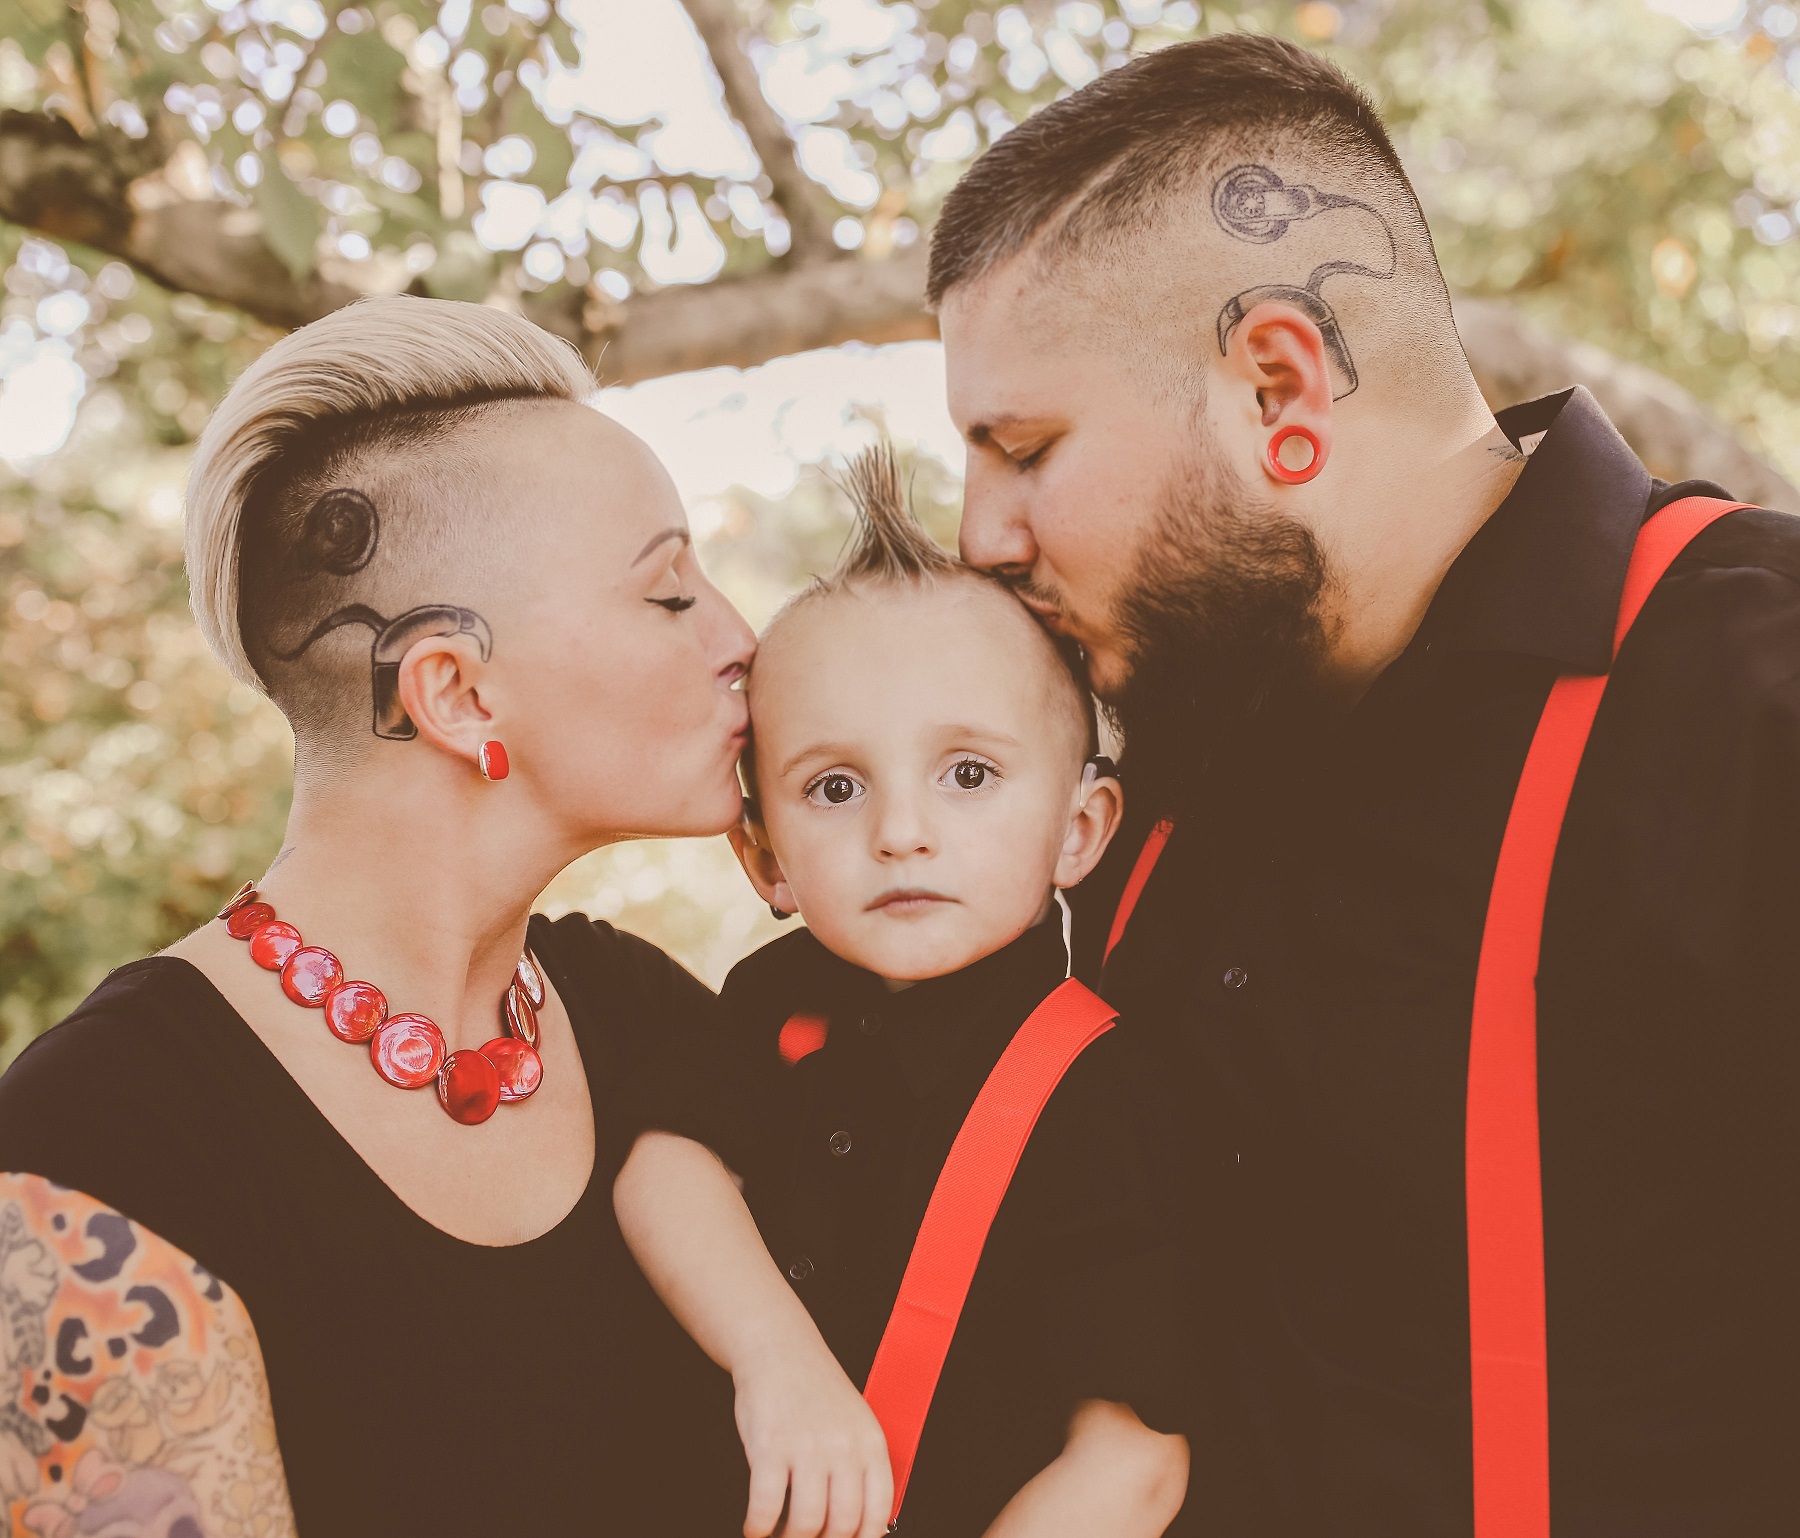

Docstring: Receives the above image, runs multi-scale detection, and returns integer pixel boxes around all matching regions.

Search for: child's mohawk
[834,442,959,584]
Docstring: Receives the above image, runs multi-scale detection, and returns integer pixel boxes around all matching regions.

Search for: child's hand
[733,1333,893,1538]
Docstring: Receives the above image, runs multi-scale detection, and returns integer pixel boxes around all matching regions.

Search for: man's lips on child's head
[866,888,957,914]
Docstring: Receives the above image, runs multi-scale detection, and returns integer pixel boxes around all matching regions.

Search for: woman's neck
[250,757,590,1053]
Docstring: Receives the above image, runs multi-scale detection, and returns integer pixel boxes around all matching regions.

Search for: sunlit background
[3,0,1798,1063]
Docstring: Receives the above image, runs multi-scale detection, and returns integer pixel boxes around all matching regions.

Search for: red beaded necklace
[217,881,545,1126]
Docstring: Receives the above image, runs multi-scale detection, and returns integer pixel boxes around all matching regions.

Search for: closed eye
[649,595,697,612]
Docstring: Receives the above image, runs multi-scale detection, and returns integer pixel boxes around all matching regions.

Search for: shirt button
[858,1011,881,1036]
[1223,966,1248,989]
[787,1257,814,1281]
[829,1130,853,1157]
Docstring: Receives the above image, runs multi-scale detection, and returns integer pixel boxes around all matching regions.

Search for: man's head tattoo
[1211,163,1397,400]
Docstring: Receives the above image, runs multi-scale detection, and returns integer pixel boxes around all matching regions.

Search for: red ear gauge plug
[1266,425,1324,485]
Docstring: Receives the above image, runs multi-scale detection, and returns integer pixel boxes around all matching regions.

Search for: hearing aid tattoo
[1211,164,1397,400]
[269,604,494,740]
[293,488,379,577]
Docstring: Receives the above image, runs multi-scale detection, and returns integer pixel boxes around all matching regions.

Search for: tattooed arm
[0,1173,296,1538]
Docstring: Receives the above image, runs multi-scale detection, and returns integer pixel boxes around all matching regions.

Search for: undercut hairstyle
[742,445,1098,806]
[928,34,1425,306]
[185,295,594,743]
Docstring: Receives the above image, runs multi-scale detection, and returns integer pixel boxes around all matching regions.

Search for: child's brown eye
[953,761,987,790]
[821,774,857,804]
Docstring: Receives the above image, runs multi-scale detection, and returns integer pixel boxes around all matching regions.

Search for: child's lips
[867,888,955,914]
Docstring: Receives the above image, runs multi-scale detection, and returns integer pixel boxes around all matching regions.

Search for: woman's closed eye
[803,770,864,808]
[941,756,1001,793]
[648,593,697,613]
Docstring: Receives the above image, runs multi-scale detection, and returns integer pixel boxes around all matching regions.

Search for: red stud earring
[1266,425,1325,485]
[478,741,509,781]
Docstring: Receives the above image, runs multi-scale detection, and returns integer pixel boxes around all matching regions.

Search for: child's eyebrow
[937,725,1023,751]
[778,741,861,776]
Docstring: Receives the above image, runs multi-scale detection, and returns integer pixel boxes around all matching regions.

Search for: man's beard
[1102,443,1334,818]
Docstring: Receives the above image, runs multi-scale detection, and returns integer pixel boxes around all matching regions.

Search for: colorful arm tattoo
[0,1174,296,1538]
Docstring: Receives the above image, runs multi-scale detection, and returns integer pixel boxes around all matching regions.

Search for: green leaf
[502,86,573,193]
[254,152,323,280]
[317,29,408,133]
[424,229,493,303]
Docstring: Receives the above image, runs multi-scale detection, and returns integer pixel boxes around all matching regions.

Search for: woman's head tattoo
[294,488,380,577]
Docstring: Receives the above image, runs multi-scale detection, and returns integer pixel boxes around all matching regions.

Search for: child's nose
[871,790,935,860]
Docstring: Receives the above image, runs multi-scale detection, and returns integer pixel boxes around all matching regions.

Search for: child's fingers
[856,1460,893,1538]
[743,1458,789,1538]
[782,1465,830,1538]
[822,1466,866,1538]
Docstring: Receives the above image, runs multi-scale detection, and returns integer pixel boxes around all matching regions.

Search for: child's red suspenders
[1096,495,1749,1536]
[860,977,1119,1528]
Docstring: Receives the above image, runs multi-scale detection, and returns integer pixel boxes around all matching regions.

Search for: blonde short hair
[185,295,593,690]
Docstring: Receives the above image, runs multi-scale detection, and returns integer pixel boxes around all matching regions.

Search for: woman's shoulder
[0,957,232,1122]
[0,958,262,1266]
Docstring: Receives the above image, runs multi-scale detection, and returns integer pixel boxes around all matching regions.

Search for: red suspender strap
[1467,496,1747,1538]
[861,977,1120,1527]
[1103,817,1174,966]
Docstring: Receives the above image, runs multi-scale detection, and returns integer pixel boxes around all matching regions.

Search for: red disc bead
[281,946,343,1007]
[323,981,387,1044]
[226,902,276,940]
[371,1014,446,1089]
[503,982,540,1049]
[217,882,259,921]
[480,1035,543,1103]
[515,952,546,1010]
[248,922,302,971]
[438,1049,502,1125]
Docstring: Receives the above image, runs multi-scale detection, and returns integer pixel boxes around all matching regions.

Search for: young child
[618,449,1195,1538]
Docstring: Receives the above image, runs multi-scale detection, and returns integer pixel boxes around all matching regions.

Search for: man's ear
[1053,769,1124,891]
[727,809,798,917]
[393,635,495,769]
[1224,298,1335,478]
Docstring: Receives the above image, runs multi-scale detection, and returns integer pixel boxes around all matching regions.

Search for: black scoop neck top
[0,912,746,1534]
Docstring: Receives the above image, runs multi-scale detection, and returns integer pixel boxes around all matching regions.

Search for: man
[933,33,1795,1536]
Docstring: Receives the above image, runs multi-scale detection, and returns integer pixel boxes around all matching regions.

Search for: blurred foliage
[3,0,1800,1058]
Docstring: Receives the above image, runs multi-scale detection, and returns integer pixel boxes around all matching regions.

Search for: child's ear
[727,804,799,918]
[1053,767,1124,891]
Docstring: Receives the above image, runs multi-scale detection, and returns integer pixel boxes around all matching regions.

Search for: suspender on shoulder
[859,977,1120,1529]
[1100,496,1751,1536]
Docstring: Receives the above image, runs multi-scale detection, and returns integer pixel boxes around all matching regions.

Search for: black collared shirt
[709,921,1199,1537]
[1073,388,1798,1535]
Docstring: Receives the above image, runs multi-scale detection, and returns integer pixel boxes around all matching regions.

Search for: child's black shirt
[664,920,1199,1536]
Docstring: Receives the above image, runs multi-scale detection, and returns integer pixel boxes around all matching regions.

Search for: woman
[0,297,872,1536]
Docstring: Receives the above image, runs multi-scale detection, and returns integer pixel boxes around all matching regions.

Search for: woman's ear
[1053,767,1124,890]
[393,635,495,769]
[727,810,798,918]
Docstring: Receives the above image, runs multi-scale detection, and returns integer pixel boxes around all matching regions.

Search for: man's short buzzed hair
[185,295,593,742]
[927,34,1424,307]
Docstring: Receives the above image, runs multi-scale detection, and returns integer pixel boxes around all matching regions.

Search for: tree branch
[580,244,932,380]
[0,110,358,328]
[678,0,839,263]
[2,109,1792,509]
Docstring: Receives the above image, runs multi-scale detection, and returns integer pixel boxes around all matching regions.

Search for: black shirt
[1073,387,1798,1535]
[0,913,746,1536]
[702,921,1197,1537]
